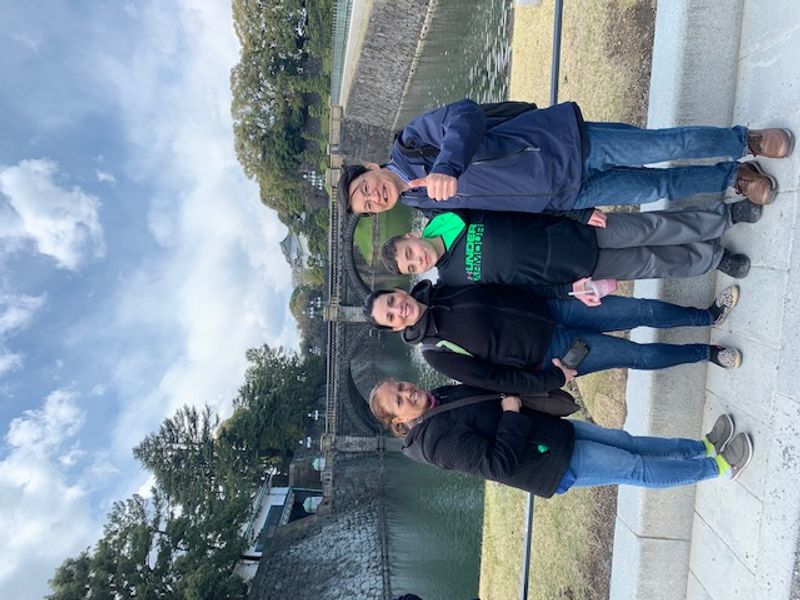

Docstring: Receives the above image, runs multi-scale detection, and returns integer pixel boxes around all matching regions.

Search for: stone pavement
[611,2,800,599]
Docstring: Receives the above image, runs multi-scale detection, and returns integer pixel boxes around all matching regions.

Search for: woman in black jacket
[365,281,743,394]
[369,379,754,495]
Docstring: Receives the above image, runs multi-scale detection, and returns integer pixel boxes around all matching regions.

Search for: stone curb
[609,1,746,599]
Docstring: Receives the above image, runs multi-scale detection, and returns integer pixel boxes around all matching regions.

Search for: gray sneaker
[720,432,754,481]
[710,346,743,369]
[704,414,735,455]
[711,285,740,326]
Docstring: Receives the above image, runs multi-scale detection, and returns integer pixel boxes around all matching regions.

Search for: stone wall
[248,454,389,600]
[340,0,432,163]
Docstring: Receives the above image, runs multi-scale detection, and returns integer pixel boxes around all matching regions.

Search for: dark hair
[362,289,394,329]
[368,378,412,438]
[337,164,370,214]
[381,236,404,275]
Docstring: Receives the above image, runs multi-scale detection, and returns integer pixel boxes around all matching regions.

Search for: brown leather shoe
[734,161,777,205]
[747,128,794,158]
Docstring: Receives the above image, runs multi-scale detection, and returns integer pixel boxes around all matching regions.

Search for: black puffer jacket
[402,281,565,393]
[402,384,575,498]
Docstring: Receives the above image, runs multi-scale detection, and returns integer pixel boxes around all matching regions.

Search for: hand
[501,394,522,412]
[588,209,607,228]
[571,277,601,307]
[408,173,458,201]
[552,358,577,383]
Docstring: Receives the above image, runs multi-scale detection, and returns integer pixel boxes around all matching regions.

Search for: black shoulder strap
[418,388,580,423]
[420,393,500,421]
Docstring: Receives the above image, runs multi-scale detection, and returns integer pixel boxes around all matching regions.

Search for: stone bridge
[247,2,433,598]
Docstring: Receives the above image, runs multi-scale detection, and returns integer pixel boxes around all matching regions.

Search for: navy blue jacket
[392,99,588,213]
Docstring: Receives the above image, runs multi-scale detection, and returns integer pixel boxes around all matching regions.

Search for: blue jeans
[573,122,748,209]
[543,296,712,375]
[559,420,718,491]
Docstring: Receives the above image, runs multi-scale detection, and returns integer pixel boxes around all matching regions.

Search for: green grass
[479,446,614,600]
[509,0,653,125]
[478,2,653,598]
[352,204,414,263]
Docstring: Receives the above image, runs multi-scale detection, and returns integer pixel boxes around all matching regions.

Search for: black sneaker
[717,250,751,279]
[730,200,763,224]
[720,432,754,481]
[704,414,735,455]
[710,284,740,326]
[709,345,743,369]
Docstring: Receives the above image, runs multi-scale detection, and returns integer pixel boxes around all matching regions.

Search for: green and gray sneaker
[716,432,754,480]
[703,414,735,456]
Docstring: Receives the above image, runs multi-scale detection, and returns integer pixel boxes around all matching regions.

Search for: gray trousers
[593,203,732,280]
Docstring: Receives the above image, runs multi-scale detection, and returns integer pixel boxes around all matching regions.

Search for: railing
[330,0,354,105]
[519,2,564,599]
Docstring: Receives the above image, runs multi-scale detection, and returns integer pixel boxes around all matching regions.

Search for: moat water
[370,1,514,597]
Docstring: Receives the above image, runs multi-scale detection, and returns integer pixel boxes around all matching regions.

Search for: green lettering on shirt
[464,224,484,281]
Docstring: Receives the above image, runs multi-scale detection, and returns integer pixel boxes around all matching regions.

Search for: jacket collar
[402,280,436,345]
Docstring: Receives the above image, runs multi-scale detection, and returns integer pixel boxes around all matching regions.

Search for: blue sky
[0,1,297,597]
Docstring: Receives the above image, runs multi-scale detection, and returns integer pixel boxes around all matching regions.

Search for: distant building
[302,170,326,190]
[279,231,312,286]
[235,471,323,583]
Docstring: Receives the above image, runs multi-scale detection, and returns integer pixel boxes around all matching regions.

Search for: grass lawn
[478,2,655,599]
[352,203,415,263]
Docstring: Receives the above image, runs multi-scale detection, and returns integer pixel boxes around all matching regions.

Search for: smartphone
[561,338,590,370]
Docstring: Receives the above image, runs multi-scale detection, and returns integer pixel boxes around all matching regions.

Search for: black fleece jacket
[435,209,598,298]
[402,281,566,393]
[402,384,575,498]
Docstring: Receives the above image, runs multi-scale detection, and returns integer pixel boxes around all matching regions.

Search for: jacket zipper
[470,145,540,165]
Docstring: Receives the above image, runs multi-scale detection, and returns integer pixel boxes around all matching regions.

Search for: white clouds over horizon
[0,1,299,596]
[0,390,102,594]
[93,0,296,451]
[0,158,105,270]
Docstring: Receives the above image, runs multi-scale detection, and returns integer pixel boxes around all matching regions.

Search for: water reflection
[396,0,514,125]
[384,453,484,600]
[362,1,515,596]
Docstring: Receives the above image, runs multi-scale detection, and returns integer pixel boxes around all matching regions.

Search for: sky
[0,1,298,597]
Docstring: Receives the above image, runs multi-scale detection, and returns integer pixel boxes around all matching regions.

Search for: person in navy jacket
[338,99,792,215]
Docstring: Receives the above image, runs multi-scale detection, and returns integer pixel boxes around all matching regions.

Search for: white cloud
[0,391,102,595]
[88,0,297,450]
[0,159,105,270]
[6,31,39,51]
[0,293,45,335]
[0,352,22,376]
[0,293,45,377]
[95,170,116,184]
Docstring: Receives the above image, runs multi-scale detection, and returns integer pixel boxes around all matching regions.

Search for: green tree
[133,405,223,509]
[48,490,248,600]
[220,344,323,469]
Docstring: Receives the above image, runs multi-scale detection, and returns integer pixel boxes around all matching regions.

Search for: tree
[47,490,248,600]
[133,405,223,510]
[220,344,323,469]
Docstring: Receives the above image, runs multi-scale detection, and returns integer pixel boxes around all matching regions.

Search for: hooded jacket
[402,281,566,393]
[427,210,599,297]
[402,384,575,498]
[392,98,588,214]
